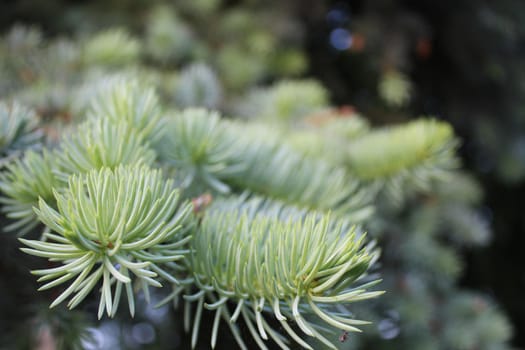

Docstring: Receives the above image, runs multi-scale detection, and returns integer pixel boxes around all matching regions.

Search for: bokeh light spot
[132,322,156,345]
[330,28,352,51]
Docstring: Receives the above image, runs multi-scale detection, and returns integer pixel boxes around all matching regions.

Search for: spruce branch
[0,149,59,235]
[1,25,44,90]
[441,205,491,246]
[434,171,483,204]
[185,197,382,349]
[54,118,156,182]
[20,165,194,318]
[144,5,194,64]
[378,70,412,108]
[82,28,140,67]
[4,25,42,54]
[229,125,374,222]
[0,5,513,349]
[159,108,373,220]
[174,63,222,109]
[302,109,370,138]
[346,118,459,203]
[159,108,245,194]
[236,79,329,123]
[286,114,370,163]
[88,78,165,142]
[0,101,42,161]
[441,293,512,349]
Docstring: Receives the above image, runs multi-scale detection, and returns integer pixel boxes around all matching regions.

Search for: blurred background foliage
[0,0,523,349]
[299,1,525,347]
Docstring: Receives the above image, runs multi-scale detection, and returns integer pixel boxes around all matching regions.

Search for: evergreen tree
[0,1,517,349]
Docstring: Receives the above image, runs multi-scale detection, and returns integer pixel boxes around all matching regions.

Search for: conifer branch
[88,79,165,142]
[159,108,244,194]
[54,118,156,182]
[82,28,140,67]
[0,101,42,161]
[346,118,459,203]
[159,108,374,221]
[186,197,382,349]
[20,165,194,318]
[0,149,59,235]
